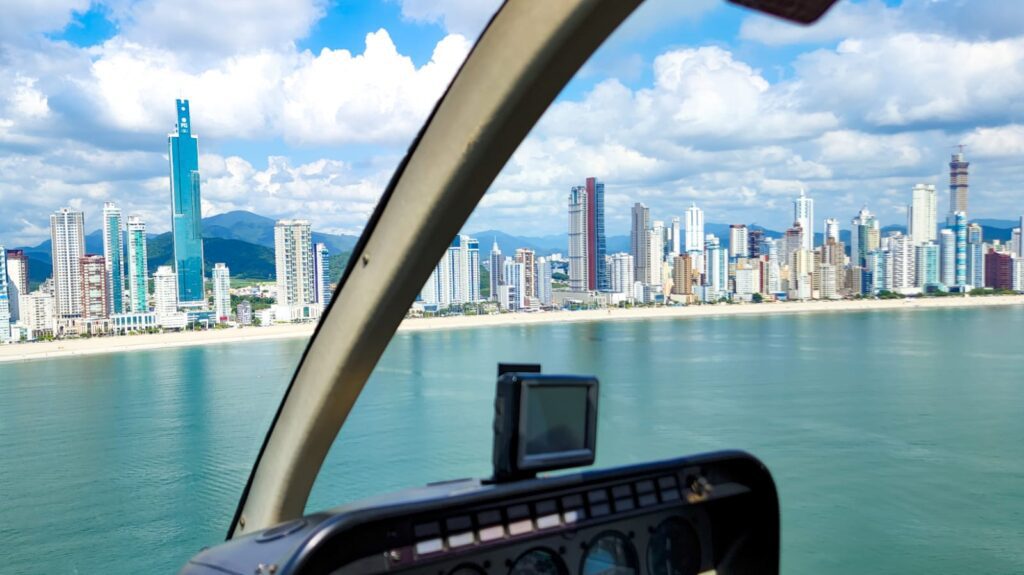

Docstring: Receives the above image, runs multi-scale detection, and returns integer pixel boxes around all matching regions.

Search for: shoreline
[2,295,1023,364]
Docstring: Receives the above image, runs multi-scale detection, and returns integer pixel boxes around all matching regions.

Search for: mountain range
[15,211,1018,288]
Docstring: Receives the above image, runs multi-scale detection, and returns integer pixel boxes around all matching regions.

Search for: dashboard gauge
[509,548,567,575]
[647,518,702,575]
[581,531,639,575]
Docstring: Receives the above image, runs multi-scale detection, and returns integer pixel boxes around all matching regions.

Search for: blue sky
[2,0,1024,245]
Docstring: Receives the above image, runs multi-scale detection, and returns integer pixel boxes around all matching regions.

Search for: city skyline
[2,1,1024,245]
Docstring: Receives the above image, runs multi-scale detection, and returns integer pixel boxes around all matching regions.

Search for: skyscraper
[585,177,608,291]
[313,243,331,307]
[794,189,814,250]
[609,253,635,294]
[729,225,748,258]
[671,254,694,295]
[168,99,206,307]
[630,203,650,287]
[5,249,27,323]
[1019,216,1024,258]
[684,203,704,253]
[939,229,956,286]
[949,149,969,217]
[954,211,967,287]
[670,217,681,254]
[887,234,915,290]
[967,224,984,288]
[568,186,588,291]
[515,248,536,299]
[915,243,940,288]
[102,202,126,314]
[537,257,553,305]
[0,247,10,343]
[153,266,178,318]
[50,208,86,318]
[212,263,231,323]
[421,235,480,306]
[747,229,764,258]
[489,239,503,301]
[79,255,108,319]
[908,184,937,244]
[850,207,880,268]
[274,220,315,306]
[126,216,148,312]
[824,218,840,243]
[645,227,664,286]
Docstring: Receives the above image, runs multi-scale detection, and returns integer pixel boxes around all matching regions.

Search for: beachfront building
[169,99,206,308]
[274,220,315,307]
[21,291,56,339]
[488,239,503,302]
[420,234,480,308]
[794,190,814,250]
[154,266,186,330]
[609,253,635,294]
[212,263,231,323]
[909,184,937,244]
[50,208,86,318]
[537,257,553,306]
[102,202,126,314]
[5,249,27,323]
[313,243,331,307]
[0,247,10,343]
[729,225,748,258]
[568,186,589,292]
[631,203,650,284]
[79,255,108,320]
[126,216,149,312]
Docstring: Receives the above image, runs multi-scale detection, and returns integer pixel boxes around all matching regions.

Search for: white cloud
[394,0,500,37]
[962,125,1024,158]
[0,0,89,40]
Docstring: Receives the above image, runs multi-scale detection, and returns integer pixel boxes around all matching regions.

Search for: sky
[1,0,1024,246]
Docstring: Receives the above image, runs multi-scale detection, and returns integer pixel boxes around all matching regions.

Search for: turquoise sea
[2,307,1024,574]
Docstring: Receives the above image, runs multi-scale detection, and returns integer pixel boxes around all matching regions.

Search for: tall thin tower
[168,99,206,307]
[585,177,607,291]
[50,208,86,318]
[794,189,814,250]
[949,146,969,217]
[568,186,588,292]
[102,202,125,314]
[630,203,650,285]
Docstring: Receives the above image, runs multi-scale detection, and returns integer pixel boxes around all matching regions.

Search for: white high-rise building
[908,184,937,244]
[0,247,10,343]
[5,250,27,323]
[670,217,681,254]
[537,257,553,305]
[1019,216,1024,257]
[705,235,727,301]
[50,208,86,318]
[22,291,55,338]
[939,229,956,286]
[824,218,840,243]
[794,189,814,250]
[102,202,126,315]
[212,263,230,323]
[764,238,781,293]
[684,203,704,253]
[734,264,761,299]
[153,266,179,317]
[274,220,315,306]
[568,187,589,292]
[421,235,480,306]
[888,234,916,290]
[501,260,526,311]
[609,253,635,293]
[729,225,748,258]
[313,243,331,307]
[645,228,664,286]
[126,216,148,312]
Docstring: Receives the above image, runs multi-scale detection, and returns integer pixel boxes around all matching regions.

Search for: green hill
[146,234,276,280]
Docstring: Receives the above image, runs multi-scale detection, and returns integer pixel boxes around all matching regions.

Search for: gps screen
[522,385,589,456]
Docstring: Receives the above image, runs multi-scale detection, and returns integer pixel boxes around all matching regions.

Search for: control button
[658,476,678,490]
[612,485,632,499]
[479,524,505,542]
[507,504,530,521]
[590,503,610,517]
[535,499,558,516]
[635,480,655,494]
[561,494,584,509]
[415,538,444,556]
[563,510,582,524]
[414,522,441,539]
[660,488,680,502]
[587,489,608,504]
[477,510,502,527]
[508,519,533,536]
[536,513,560,530]
[446,516,472,532]
[639,493,658,507]
[614,498,635,512]
[448,531,475,548]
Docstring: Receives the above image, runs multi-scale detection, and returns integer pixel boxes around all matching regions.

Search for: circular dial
[581,531,639,575]
[647,518,702,575]
[509,548,567,575]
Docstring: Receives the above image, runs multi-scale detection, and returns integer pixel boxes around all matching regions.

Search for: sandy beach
[2,294,1022,364]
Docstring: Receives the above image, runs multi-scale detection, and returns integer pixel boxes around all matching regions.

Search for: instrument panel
[180,451,778,575]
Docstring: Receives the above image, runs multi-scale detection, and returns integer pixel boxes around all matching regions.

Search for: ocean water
[2,307,1024,574]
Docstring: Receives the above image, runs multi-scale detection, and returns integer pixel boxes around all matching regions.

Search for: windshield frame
[228,0,646,538]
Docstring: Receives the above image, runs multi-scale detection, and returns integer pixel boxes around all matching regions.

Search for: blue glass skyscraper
[953,211,967,287]
[168,99,205,307]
